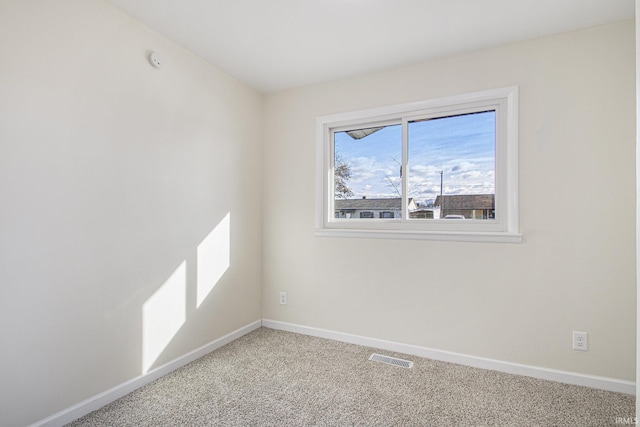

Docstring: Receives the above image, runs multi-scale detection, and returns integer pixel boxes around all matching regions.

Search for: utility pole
[439,170,443,219]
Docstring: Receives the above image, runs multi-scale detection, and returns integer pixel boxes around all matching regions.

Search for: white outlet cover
[148,52,163,68]
[572,331,588,351]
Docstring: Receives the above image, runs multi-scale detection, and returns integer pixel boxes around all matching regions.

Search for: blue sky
[334,111,495,204]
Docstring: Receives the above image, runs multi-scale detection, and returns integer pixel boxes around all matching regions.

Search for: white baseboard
[262,319,635,395]
[32,317,634,427]
[31,320,262,427]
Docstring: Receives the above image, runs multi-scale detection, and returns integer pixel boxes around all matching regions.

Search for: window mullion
[401,117,409,221]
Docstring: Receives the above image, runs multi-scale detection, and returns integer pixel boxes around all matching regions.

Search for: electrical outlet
[572,331,588,351]
[279,292,287,305]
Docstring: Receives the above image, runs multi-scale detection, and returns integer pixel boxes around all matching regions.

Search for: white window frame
[315,87,521,243]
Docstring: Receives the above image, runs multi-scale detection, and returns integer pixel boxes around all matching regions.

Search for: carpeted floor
[68,327,635,426]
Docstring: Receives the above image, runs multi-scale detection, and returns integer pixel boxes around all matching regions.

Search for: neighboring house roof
[434,194,494,209]
[335,197,415,210]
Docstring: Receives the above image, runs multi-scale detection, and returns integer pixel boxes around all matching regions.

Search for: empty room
[0,0,638,426]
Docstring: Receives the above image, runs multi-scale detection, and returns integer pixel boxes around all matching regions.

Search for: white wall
[263,21,636,382]
[0,1,263,425]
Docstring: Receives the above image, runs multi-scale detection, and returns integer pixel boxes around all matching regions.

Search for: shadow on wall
[142,213,231,374]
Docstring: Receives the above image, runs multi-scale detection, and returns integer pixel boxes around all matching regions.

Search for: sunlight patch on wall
[197,213,231,308]
[142,261,186,373]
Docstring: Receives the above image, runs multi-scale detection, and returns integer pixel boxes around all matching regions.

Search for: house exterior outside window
[434,194,495,219]
[335,197,417,219]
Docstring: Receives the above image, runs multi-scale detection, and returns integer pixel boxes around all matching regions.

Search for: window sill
[314,228,523,243]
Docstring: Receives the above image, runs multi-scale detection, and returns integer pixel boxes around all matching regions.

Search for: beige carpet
[68,327,635,426]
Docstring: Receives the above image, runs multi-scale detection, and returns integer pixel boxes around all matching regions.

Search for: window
[315,87,520,243]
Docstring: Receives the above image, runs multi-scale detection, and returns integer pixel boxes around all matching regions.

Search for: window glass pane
[334,124,401,220]
[407,111,495,220]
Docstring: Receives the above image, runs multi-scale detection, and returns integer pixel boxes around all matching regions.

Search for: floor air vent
[369,353,413,369]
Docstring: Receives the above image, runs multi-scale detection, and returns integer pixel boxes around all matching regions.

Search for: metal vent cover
[369,353,413,369]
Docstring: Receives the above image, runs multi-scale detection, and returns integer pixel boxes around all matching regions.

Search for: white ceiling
[105,0,634,93]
